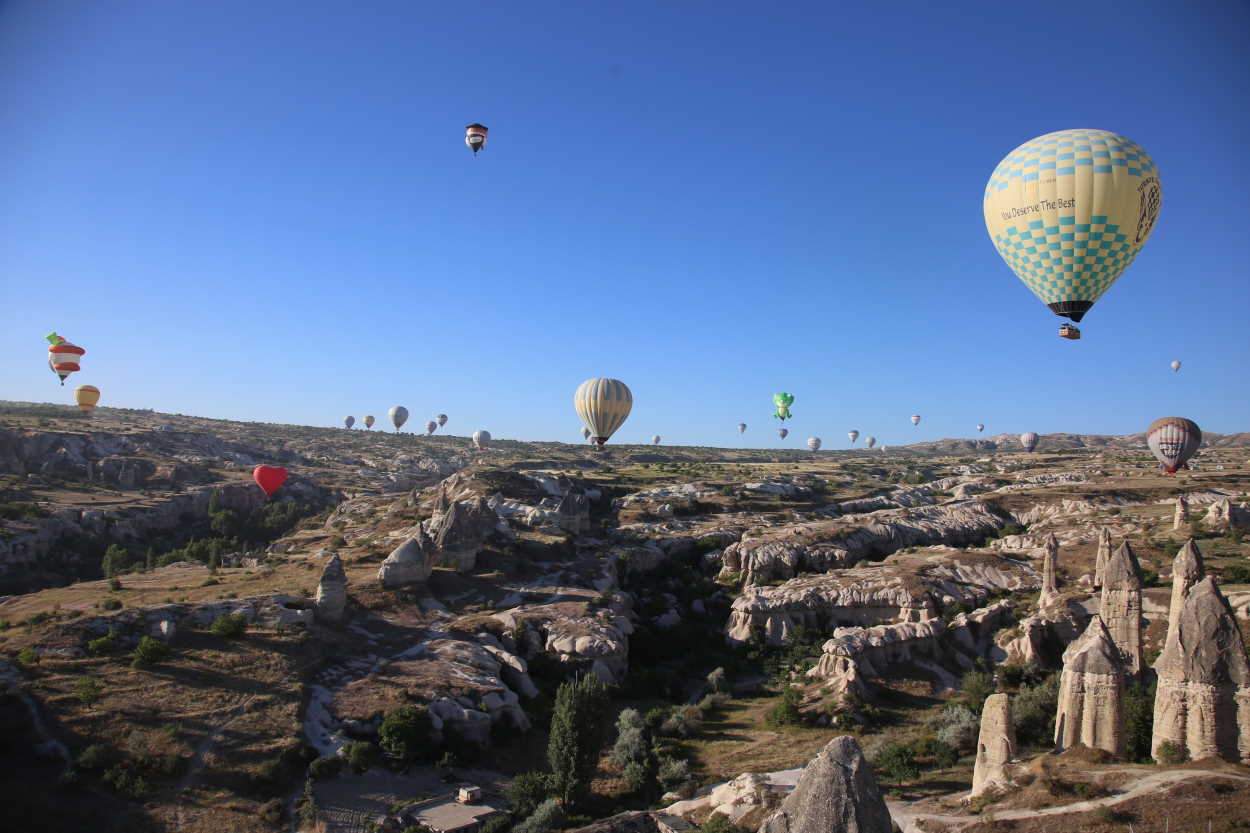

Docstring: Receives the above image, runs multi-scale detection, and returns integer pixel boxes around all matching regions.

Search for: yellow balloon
[574,378,632,446]
[984,129,1161,324]
[74,384,100,414]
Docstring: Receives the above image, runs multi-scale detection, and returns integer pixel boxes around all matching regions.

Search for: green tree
[960,670,996,714]
[101,544,130,578]
[144,547,154,572]
[700,813,736,833]
[514,798,563,833]
[16,647,40,668]
[547,673,610,808]
[874,743,920,787]
[131,636,171,669]
[209,612,248,638]
[504,771,551,818]
[342,741,376,774]
[767,687,803,727]
[1123,680,1156,762]
[378,705,432,765]
[1012,673,1060,748]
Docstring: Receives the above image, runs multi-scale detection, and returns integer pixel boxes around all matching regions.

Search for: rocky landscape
[2,400,1250,833]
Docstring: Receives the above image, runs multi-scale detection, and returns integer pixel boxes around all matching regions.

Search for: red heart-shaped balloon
[252,465,288,498]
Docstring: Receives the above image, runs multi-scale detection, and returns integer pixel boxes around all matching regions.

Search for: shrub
[74,676,103,707]
[960,670,996,714]
[611,726,649,768]
[1155,740,1188,765]
[644,706,671,730]
[108,577,122,592]
[101,545,130,578]
[101,598,123,611]
[309,755,344,780]
[297,778,318,826]
[698,692,730,714]
[660,712,698,738]
[707,666,728,693]
[936,705,979,752]
[342,741,376,773]
[909,736,958,770]
[1220,563,1250,584]
[657,756,691,788]
[481,817,513,833]
[102,765,149,799]
[700,813,735,833]
[514,797,563,833]
[873,743,920,786]
[1012,674,1060,748]
[16,647,40,668]
[87,630,120,656]
[623,759,650,793]
[131,636,170,669]
[210,612,248,639]
[766,687,803,727]
[1124,680,1156,762]
[379,704,433,765]
[76,743,114,770]
[504,771,552,818]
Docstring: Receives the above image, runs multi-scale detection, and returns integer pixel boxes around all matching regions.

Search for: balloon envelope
[252,465,288,498]
[1147,417,1201,474]
[910,415,921,426]
[46,332,85,385]
[472,430,491,449]
[389,406,409,431]
[1170,360,1181,372]
[772,393,795,421]
[582,427,591,440]
[847,430,859,443]
[425,420,437,435]
[865,436,876,448]
[652,435,661,445]
[777,428,789,439]
[465,123,488,154]
[976,424,985,432]
[74,385,100,414]
[574,378,633,446]
[363,415,375,429]
[344,416,355,429]
[1020,431,1039,452]
[437,414,448,426]
[737,423,747,434]
[984,129,1161,325]
[807,437,821,451]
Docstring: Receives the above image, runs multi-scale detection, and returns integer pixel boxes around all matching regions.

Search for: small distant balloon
[582,427,592,441]
[976,424,985,433]
[1170,360,1181,372]
[252,465,288,498]
[363,415,375,429]
[847,430,859,444]
[737,423,747,434]
[910,414,921,427]
[425,420,437,435]
[389,406,409,432]
[75,385,100,415]
[1020,432,1039,453]
[437,414,448,427]
[465,123,488,155]
[473,429,491,450]
[807,437,822,451]
[777,428,789,440]
[865,436,876,449]
[344,416,355,429]
[773,393,795,421]
[652,435,661,445]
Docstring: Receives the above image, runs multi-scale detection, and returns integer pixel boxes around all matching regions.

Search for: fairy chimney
[971,693,1017,797]
[1100,541,1144,677]
[1040,533,1060,606]
[1054,615,1125,756]
[1173,496,1189,530]
[1093,527,1113,590]
[1167,539,1204,635]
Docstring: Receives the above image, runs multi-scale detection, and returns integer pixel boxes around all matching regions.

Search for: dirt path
[888,769,1250,832]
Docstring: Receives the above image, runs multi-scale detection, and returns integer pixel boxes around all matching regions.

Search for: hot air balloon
[473,429,491,450]
[363,415,375,429]
[737,423,747,434]
[465,123,488,155]
[344,416,355,429]
[652,435,661,445]
[777,428,789,439]
[425,420,437,435]
[865,436,876,449]
[1020,432,1039,453]
[807,437,822,451]
[985,129,1162,337]
[582,427,592,441]
[74,385,100,415]
[1170,360,1181,372]
[252,465,288,498]
[910,414,921,427]
[772,393,794,421]
[976,424,985,433]
[45,332,85,385]
[848,430,859,444]
[437,414,448,427]
[1147,417,1201,474]
[389,406,409,432]
[574,378,633,446]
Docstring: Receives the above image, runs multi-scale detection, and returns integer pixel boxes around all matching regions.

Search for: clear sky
[2,0,1248,448]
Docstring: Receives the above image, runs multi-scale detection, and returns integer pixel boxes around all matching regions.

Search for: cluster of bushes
[869,735,960,787]
[0,502,47,521]
[210,613,248,639]
[74,726,185,801]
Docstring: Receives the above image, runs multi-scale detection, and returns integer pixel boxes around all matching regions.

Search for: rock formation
[1053,615,1125,756]
[755,736,893,833]
[1040,532,1059,605]
[971,693,1016,797]
[556,487,591,534]
[1204,498,1250,532]
[1094,527,1112,589]
[315,555,348,624]
[1168,538,1204,634]
[431,497,497,572]
[1100,541,1144,676]
[1151,576,1250,763]
[377,529,434,588]
[1173,496,1189,530]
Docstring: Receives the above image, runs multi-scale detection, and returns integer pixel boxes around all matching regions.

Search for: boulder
[430,497,497,572]
[315,555,348,625]
[755,736,893,833]
[378,530,434,588]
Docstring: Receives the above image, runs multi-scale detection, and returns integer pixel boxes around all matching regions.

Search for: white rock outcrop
[971,693,1016,797]
[377,530,434,588]
[1054,615,1125,756]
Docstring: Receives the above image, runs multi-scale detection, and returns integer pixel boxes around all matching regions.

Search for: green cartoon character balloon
[772,393,794,421]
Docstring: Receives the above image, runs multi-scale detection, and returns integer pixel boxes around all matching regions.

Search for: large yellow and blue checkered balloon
[984,129,1161,324]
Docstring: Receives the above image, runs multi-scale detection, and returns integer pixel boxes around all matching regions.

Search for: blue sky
[2,0,1248,448]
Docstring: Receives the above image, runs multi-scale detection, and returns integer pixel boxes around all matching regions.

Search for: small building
[457,785,482,805]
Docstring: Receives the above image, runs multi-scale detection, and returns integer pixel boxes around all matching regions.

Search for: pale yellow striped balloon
[574,378,633,446]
